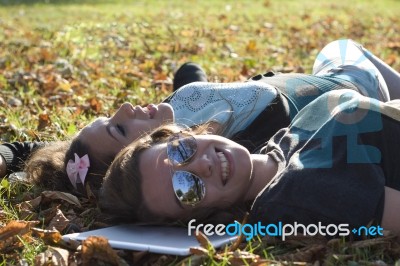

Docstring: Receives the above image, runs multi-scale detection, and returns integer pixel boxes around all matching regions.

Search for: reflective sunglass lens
[172,171,205,205]
[167,134,197,165]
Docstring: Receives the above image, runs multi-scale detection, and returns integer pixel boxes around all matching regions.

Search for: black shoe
[173,62,208,91]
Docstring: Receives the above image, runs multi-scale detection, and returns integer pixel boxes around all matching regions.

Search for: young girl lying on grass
[99,89,400,237]
[1,39,400,199]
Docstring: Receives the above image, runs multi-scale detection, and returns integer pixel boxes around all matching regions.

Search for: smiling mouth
[217,151,230,185]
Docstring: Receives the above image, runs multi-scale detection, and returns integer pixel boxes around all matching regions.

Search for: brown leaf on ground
[132,250,149,264]
[41,191,82,207]
[84,183,97,203]
[19,209,39,221]
[386,53,398,66]
[39,72,59,91]
[18,194,43,211]
[32,227,81,250]
[189,246,209,256]
[195,230,215,253]
[39,204,61,225]
[154,71,168,81]
[387,41,400,51]
[34,246,69,266]
[81,236,126,266]
[47,208,70,232]
[214,250,260,266]
[146,254,171,266]
[31,227,62,243]
[0,220,39,253]
[89,97,102,113]
[37,113,51,131]
[246,40,257,52]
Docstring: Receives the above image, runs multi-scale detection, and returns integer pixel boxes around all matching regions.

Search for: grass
[1,0,400,264]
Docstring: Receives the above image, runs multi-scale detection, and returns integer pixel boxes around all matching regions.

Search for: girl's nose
[184,154,212,178]
[115,102,135,119]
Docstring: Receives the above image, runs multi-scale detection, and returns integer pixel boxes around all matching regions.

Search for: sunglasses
[167,133,206,206]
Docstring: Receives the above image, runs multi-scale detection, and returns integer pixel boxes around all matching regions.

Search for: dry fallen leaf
[246,39,257,52]
[37,113,51,131]
[47,208,70,232]
[41,191,82,207]
[18,194,43,211]
[0,220,39,252]
[31,227,62,243]
[194,230,215,253]
[189,246,209,256]
[32,227,81,250]
[89,97,102,113]
[34,246,69,266]
[81,236,127,266]
[39,204,61,225]
[213,249,261,266]
[132,250,149,264]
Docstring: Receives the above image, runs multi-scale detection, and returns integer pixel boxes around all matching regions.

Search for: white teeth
[217,152,229,182]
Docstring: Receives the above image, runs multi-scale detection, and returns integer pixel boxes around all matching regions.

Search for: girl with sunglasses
[2,39,400,197]
[99,88,400,236]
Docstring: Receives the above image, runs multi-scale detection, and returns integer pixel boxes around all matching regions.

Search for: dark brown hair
[25,135,113,196]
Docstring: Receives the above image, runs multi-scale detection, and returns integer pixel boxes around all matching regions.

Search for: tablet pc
[63,224,237,256]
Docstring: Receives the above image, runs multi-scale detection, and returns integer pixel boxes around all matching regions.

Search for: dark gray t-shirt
[250,90,400,228]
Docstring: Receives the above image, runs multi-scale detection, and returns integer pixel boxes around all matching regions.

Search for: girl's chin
[158,103,175,121]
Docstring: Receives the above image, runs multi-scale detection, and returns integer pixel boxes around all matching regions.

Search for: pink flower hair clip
[66,153,90,189]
